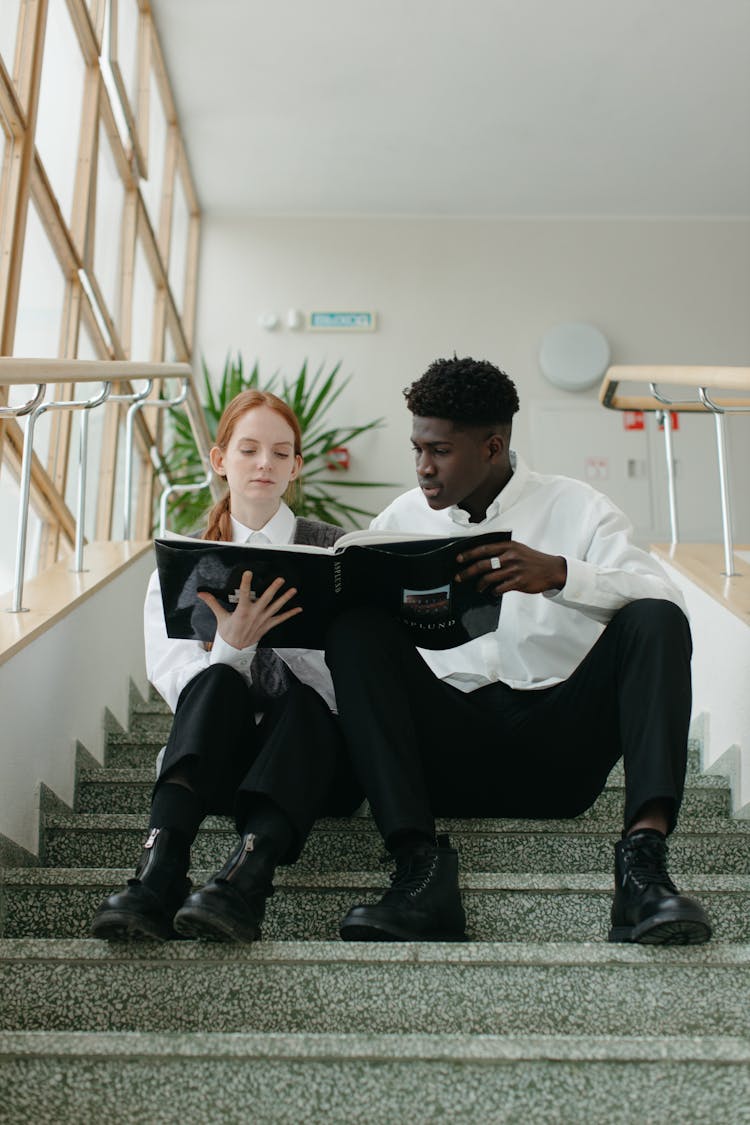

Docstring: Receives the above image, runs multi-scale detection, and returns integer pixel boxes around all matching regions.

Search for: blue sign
[308,311,376,331]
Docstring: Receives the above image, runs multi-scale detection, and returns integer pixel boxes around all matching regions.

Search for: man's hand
[455,540,567,596]
[197,569,302,649]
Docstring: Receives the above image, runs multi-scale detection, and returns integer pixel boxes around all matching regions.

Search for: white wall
[195,216,750,538]
[660,557,750,812]
[0,554,152,856]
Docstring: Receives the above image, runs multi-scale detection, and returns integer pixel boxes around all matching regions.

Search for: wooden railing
[599,365,750,576]
[0,358,218,612]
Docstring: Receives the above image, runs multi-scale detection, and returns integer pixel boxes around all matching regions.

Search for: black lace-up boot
[173,832,277,943]
[91,827,192,941]
[340,834,467,942]
[608,828,712,945]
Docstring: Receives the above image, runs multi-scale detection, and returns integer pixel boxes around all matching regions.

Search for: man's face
[410,416,502,518]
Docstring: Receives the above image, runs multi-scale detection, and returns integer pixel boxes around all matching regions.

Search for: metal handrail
[0,359,218,612]
[0,384,46,418]
[158,475,212,538]
[123,378,190,539]
[8,381,113,611]
[599,365,750,577]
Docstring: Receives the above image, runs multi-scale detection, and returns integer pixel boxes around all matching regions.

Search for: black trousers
[325,599,692,846]
[156,664,363,863]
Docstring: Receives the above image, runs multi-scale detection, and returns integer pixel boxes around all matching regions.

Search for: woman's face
[210,405,302,517]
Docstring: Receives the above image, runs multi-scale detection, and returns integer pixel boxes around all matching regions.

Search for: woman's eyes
[239,448,289,458]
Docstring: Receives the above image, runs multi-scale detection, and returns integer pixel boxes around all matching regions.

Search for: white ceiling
[150,0,750,218]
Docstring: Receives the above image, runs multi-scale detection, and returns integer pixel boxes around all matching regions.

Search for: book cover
[154,528,511,650]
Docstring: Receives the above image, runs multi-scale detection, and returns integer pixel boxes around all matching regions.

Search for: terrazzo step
[104,729,710,775]
[75,766,732,818]
[1,1030,749,1124]
[41,812,750,874]
[1,869,746,941]
[2,939,750,1036]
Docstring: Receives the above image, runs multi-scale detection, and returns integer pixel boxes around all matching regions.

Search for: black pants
[156,664,363,863]
[325,599,692,846]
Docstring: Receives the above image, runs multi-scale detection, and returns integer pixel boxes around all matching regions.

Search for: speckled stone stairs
[1,691,749,1123]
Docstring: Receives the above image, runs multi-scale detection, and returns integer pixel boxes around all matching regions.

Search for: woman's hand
[455,540,567,596]
[197,569,302,650]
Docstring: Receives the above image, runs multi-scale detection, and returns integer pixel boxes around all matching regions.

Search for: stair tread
[78,765,729,789]
[2,937,750,965]
[43,811,750,835]
[3,867,749,891]
[1,1029,749,1064]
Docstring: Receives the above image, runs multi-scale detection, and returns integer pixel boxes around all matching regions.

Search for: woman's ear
[209,446,226,476]
[289,453,303,481]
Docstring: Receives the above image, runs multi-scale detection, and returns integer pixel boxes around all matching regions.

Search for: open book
[154,526,511,650]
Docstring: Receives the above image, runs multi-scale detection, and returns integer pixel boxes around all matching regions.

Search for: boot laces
[382,851,438,903]
[622,836,677,893]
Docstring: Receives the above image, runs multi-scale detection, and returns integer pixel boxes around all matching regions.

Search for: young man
[325,355,711,946]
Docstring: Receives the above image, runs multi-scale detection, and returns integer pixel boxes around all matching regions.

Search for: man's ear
[486,432,506,461]
[209,446,226,476]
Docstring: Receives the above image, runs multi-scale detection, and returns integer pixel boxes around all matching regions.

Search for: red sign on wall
[623,411,645,431]
[657,412,680,431]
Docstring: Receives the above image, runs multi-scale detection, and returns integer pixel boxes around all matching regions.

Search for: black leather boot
[173,832,276,943]
[340,834,467,942]
[608,829,712,945]
[90,827,192,941]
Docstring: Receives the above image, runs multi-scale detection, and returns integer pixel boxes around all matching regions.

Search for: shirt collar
[230,502,296,545]
[447,451,528,527]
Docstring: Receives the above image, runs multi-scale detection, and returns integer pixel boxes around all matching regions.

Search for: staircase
[1,691,749,1123]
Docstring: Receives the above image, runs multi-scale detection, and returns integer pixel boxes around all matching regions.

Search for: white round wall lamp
[539,322,611,392]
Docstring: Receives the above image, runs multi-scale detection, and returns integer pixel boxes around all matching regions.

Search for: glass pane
[113,0,138,119]
[169,166,189,316]
[141,65,167,233]
[0,0,21,85]
[0,457,44,592]
[92,119,126,326]
[110,414,127,539]
[62,321,106,542]
[0,121,7,195]
[14,201,66,358]
[129,233,155,360]
[100,0,130,152]
[35,0,87,228]
[13,202,67,466]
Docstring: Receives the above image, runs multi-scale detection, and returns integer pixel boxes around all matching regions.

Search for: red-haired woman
[92,390,362,943]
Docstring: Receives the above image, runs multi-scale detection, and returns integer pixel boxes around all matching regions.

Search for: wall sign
[308,311,377,331]
[623,411,645,431]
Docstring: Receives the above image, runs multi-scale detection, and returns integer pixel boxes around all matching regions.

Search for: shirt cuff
[209,634,257,674]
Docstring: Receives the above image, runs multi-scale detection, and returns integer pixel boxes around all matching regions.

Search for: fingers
[455,543,513,583]
[196,590,225,621]
[456,541,512,565]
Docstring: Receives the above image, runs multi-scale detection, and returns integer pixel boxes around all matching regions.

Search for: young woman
[91,389,362,943]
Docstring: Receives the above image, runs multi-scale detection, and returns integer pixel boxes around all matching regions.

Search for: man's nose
[417,453,435,476]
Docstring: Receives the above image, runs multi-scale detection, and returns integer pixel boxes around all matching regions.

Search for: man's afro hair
[404,356,519,427]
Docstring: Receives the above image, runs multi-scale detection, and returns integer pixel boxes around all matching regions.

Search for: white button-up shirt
[144,502,336,712]
[370,453,686,693]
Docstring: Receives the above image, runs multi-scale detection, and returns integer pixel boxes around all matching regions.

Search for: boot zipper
[226,833,256,881]
[137,827,160,881]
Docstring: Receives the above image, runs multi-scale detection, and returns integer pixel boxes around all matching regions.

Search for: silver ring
[489,556,502,570]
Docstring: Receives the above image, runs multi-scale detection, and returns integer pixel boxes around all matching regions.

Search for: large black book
[154,527,511,650]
